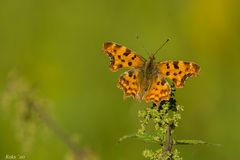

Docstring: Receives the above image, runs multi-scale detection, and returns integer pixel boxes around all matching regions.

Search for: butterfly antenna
[153,38,170,56]
[136,34,150,56]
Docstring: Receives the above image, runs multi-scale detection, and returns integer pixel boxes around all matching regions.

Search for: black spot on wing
[160,90,164,94]
[113,44,122,53]
[120,76,129,85]
[172,78,177,84]
[161,81,165,86]
[173,61,179,69]
[123,49,131,56]
[118,64,123,68]
[131,55,137,60]
[166,63,170,69]
[125,80,129,85]
[128,70,133,77]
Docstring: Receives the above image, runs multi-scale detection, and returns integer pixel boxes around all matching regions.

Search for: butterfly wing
[157,61,200,88]
[143,73,171,106]
[118,69,143,99]
[103,42,146,72]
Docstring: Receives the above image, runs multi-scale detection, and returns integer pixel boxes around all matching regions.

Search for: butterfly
[103,41,200,106]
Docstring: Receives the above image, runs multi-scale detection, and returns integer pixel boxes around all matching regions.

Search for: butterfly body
[139,55,156,95]
[144,55,156,79]
[103,42,200,106]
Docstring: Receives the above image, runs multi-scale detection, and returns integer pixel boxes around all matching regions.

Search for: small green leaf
[175,139,220,146]
[118,133,165,144]
[118,134,137,143]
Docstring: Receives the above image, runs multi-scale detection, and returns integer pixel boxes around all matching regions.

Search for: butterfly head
[149,54,156,60]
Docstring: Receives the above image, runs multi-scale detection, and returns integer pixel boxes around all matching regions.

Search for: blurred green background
[0,0,240,159]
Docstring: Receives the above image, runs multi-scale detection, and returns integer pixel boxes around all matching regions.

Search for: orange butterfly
[103,41,200,106]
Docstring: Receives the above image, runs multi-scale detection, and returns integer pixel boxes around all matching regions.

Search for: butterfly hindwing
[118,69,142,99]
[158,61,200,88]
[103,42,146,72]
[143,74,171,106]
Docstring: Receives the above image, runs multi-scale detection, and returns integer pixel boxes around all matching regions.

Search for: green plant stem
[25,96,86,159]
[163,124,173,159]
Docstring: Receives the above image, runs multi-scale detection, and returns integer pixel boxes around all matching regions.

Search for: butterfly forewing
[158,61,200,88]
[118,69,143,99]
[103,42,146,72]
[143,74,171,106]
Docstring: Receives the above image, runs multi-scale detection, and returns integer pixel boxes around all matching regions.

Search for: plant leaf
[175,139,220,146]
[118,133,164,144]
